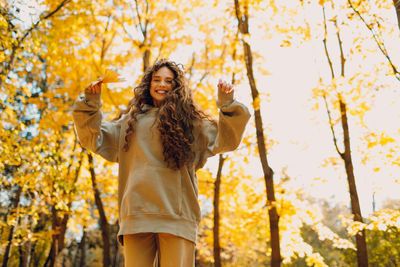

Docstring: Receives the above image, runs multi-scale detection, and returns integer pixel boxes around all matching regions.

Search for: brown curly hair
[114,59,212,170]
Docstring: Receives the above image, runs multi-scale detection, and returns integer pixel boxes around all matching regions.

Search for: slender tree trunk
[19,215,33,267]
[112,234,119,267]
[79,228,87,267]
[88,152,111,267]
[339,99,369,267]
[43,206,59,267]
[2,186,23,267]
[393,0,400,31]
[143,49,151,72]
[213,154,226,267]
[233,1,281,266]
[321,5,368,266]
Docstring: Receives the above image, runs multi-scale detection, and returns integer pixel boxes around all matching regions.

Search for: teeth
[156,90,167,94]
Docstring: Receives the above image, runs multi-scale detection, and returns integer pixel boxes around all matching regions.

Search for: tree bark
[88,152,111,267]
[233,1,281,266]
[393,0,400,31]
[143,48,151,72]
[43,206,58,267]
[213,154,226,267]
[79,228,87,267]
[19,215,33,267]
[339,99,369,267]
[2,186,23,267]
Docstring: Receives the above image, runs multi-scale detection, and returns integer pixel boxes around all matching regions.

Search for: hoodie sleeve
[72,91,121,162]
[202,93,251,160]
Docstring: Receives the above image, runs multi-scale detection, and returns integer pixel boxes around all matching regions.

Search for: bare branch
[187,52,196,81]
[134,0,146,37]
[193,45,210,90]
[348,0,400,82]
[322,5,335,80]
[323,93,344,158]
[117,17,141,47]
[320,4,344,158]
[333,19,345,76]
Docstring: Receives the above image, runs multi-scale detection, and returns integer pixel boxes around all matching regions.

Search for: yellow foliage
[100,69,126,84]
[252,95,261,111]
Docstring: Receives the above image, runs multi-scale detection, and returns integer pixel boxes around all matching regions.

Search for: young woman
[72,59,250,267]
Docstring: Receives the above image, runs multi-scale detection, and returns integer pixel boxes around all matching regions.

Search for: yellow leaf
[100,69,126,84]
[252,96,260,111]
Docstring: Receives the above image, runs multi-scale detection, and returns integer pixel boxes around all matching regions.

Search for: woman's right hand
[85,80,102,95]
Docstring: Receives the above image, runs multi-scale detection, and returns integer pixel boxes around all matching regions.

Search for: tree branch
[348,0,400,82]
[321,4,344,158]
[322,5,335,80]
[334,19,345,76]
[134,0,146,38]
[323,93,344,158]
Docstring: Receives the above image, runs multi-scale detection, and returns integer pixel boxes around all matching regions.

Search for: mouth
[155,90,169,95]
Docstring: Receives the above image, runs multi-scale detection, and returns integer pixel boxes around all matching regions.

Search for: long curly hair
[114,59,212,170]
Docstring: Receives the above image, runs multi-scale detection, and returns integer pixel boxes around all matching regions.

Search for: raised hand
[218,79,234,94]
[217,79,234,107]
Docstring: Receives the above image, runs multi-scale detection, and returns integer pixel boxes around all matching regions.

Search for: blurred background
[1,0,400,266]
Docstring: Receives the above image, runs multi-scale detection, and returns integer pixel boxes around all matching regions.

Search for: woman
[72,59,250,266]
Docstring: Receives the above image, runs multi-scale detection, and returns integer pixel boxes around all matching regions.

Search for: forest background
[1,0,400,266]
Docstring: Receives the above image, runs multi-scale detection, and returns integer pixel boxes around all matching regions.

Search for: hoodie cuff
[83,89,102,108]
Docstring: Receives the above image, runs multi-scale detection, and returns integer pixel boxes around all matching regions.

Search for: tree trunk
[339,99,369,267]
[111,222,121,267]
[2,186,23,267]
[321,6,369,265]
[88,152,111,267]
[143,49,151,72]
[213,154,226,267]
[79,228,87,267]
[19,215,33,267]
[393,0,400,31]
[44,206,59,267]
[233,1,281,266]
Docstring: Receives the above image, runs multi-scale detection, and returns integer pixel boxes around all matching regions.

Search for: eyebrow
[153,75,173,79]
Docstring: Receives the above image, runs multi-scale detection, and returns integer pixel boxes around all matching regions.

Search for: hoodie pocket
[121,166,182,217]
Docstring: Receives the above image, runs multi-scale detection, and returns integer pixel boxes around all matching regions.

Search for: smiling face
[150,66,175,107]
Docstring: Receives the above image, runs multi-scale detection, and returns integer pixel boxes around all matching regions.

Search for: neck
[153,100,162,107]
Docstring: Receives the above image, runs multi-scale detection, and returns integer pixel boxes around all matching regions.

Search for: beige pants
[123,233,195,267]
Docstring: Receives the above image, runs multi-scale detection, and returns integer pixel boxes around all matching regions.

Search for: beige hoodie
[72,89,250,246]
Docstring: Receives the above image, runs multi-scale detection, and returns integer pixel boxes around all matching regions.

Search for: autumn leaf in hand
[99,69,126,83]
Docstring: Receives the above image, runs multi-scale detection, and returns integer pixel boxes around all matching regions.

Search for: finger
[218,79,223,88]
[224,82,230,93]
[87,85,93,93]
[95,83,100,94]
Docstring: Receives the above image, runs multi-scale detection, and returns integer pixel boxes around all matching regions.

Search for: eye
[166,80,173,84]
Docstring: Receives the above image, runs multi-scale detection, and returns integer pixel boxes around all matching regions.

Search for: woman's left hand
[217,79,234,107]
[218,79,234,94]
